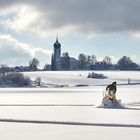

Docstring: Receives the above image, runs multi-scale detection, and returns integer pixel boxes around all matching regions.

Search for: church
[51,37,78,71]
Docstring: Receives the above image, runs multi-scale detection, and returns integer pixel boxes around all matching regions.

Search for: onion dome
[53,37,61,49]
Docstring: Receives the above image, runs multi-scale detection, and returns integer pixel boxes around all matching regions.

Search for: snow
[23,71,140,87]
[0,71,140,140]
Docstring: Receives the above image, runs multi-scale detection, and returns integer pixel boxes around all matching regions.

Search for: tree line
[0,64,31,87]
[59,53,140,71]
[18,54,140,71]
[0,54,139,72]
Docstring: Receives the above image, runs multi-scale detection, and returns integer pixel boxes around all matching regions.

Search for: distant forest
[0,54,140,72]
[76,54,140,71]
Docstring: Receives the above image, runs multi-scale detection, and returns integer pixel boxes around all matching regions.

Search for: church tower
[51,36,61,70]
[53,36,61,61]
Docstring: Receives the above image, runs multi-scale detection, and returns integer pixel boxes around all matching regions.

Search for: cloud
[0,34,52,67]
[0,0,140,37]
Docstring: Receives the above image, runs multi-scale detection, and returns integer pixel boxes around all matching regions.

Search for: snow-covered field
[23,70,140,87]
[0,71,140,140]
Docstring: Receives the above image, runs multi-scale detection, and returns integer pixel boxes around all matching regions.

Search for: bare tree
[29,58,39,71]
[35,77,41,86]
[0,64,9,79]
[91,55,97,64]
[103,56,112,65]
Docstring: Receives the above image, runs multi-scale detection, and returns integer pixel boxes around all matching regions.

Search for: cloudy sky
[0,0,140,68]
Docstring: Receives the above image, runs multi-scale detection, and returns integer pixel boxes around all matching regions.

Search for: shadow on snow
[0,104,140,110]
[0,118,140,128]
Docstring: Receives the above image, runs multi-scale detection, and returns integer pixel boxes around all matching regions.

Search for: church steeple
[53,36,61,65]
[56,35,58,42]
[53,36,61,49]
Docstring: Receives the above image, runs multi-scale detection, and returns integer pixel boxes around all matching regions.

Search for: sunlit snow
[0,71,140,140]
